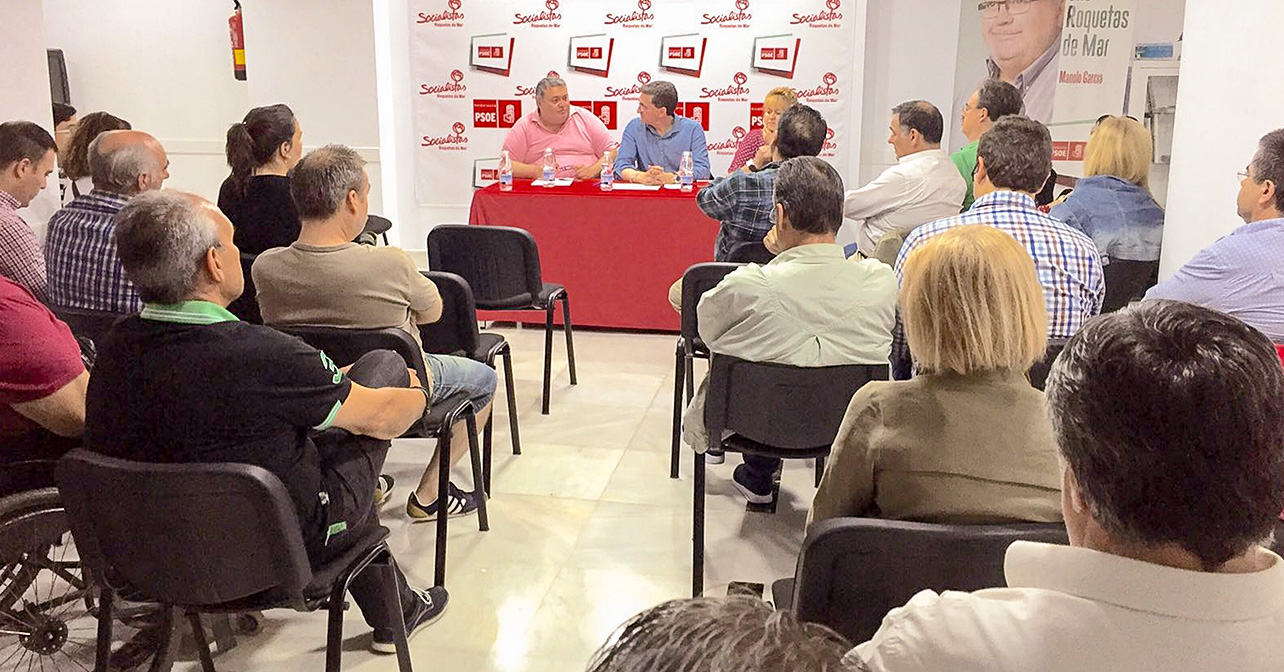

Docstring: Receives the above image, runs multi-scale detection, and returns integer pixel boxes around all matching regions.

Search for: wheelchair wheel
[0,488,161,672]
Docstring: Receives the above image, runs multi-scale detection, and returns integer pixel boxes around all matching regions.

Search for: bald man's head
[88,129,170,194]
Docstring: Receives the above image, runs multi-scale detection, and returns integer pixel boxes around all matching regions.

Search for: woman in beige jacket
[809,225,1062,527]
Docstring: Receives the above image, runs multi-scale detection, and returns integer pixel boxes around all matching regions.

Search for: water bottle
[679,151,695,193]
[542,147,556,187]
[498,150,513,192]
[599,151,614,192]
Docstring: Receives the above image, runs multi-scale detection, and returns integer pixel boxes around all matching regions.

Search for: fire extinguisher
[229,1,246,81]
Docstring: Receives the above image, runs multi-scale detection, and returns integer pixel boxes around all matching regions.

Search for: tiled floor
[172,325,823,670]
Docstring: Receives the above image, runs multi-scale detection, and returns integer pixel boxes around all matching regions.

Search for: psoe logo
[700,71,751,102]
[417,0,465,27]
[702,0,752,28]
[514,70,561,97]
[708,126,748,155]
[514,0,562,27]
[605,0,655,28]
[791,0,844,27]
[821,128,838,157]
[422,121,470,151]
[605,71,651,100]
[419,69,468,99]
[797,71,840,102]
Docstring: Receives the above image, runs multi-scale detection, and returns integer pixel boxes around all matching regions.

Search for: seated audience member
[0,121,57,302]
[500,77,616,181]
[892,116,1104,378]
[587,596,851,672]
[1049,116,1164,266]
[810,226,1060,527]
[218,104,305,256]
[0,274,87,496]
[952,79,1023,211]
[52,102,77,164]
[1146,129,1284,342]
[614,81,712,184]
[88,189,447,652]
[843,101,966,258]
[849,300,1284,671]
[729,87,798,174]
[45,130,169,314]
[683,157,897,503]
[254,144,497,519]
[59,111,132,204]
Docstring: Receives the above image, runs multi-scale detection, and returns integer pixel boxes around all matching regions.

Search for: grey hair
[289,144,367,220]
[977,116,1052,194]
[640,81,679,118]
[586,596,850,672]
[535,76,567,99]
[1250,129,1284,214]
[774,156,845,235]
[89,132,161,194]
[114,190,220,304]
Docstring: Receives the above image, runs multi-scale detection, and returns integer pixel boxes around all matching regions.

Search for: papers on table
[662,182,710,190]
[609,183,663,191]
[530,178,574,187]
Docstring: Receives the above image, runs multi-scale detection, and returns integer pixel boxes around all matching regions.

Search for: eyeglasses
[978,0,1042,19]
[1237,170,1251,182]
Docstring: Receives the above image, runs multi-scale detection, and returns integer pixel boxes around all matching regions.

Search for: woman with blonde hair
[728,86,798,173]
[1050,115,1164,268]
[809,225,1062,527]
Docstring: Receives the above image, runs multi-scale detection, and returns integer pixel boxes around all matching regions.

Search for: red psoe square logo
[749,102,764,130]
[497,100,522,128]
[594,101,618,130]
[684,102,710,131]
[473,99,498,128]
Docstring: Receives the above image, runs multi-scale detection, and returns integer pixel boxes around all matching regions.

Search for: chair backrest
[364,214,393,236]
[55,448,313,607]
[704,354,889,451]
[1101,259,1160,313]
[427,224,543,308]
[419,270,480,356]
[792,517,1069,642]
[680,262,742,341]
[227,251,262,324]
[53,307,128,345]
[1027,338,1069,391]
[274,325,428,387]
[871,230,907,267]
[725,241,776,265]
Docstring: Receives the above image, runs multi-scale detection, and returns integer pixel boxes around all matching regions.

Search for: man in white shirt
[843,101,965,258]
[684,157,897,503]
[848,300,1284,672]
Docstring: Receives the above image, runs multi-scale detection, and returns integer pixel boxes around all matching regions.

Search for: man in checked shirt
[0,121,58,303]
[891,116,1104,379]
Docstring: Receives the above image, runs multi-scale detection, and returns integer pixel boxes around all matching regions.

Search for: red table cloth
[467,180,718,331]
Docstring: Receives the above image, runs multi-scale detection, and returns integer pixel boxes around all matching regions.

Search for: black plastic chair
[669,262,742,478]
[53,307,128,345]
[427,224,576,415]
[772,517,1068,643]
[365,215,393,246]
[1027,338,1069,391]
[420,270,521,494]
[227,252,262,324]
[1102,259,1159,313]
[725,241,776,265]
[273,325,488,586]
[55,449,414,672]
[693,355,889,595]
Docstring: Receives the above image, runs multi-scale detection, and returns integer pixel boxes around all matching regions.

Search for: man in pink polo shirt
[501,76,616,181]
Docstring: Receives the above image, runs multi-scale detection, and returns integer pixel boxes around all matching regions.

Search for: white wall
[1159,0,1274,277]
[42,0,248,202]
[3,0,59,236]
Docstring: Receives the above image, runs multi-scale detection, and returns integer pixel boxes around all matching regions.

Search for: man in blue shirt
[1146,129,1284,343]
[614,81,711,184]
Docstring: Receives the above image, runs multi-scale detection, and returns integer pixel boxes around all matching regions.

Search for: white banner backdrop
[409,0,862,207]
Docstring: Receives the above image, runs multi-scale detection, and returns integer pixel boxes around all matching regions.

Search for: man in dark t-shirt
[87,190,445,654]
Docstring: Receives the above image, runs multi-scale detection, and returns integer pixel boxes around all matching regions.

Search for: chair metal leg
[671,343,685,479]
[560,293,577,385]
[541,303,554,415]
[381,557,413,672]
[501,351,521,456]
[684,353,696,404]
[693,451,706,597]
[146,607,179,672]
[466,411,489,532]
[94,588,114,672]
[325,568,347,672]
[482,415,493,497]
[815,456,825,488]
[434,423,452,587]
[186,611,217,672]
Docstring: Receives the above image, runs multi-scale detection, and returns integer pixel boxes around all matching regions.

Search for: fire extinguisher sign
[229,1,246,81]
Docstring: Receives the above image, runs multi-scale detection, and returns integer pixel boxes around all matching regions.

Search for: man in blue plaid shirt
[45,130,168,314]
[891,116,1104,378]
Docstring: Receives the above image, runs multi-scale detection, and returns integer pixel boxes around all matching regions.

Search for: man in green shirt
[951,79,1023,211]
